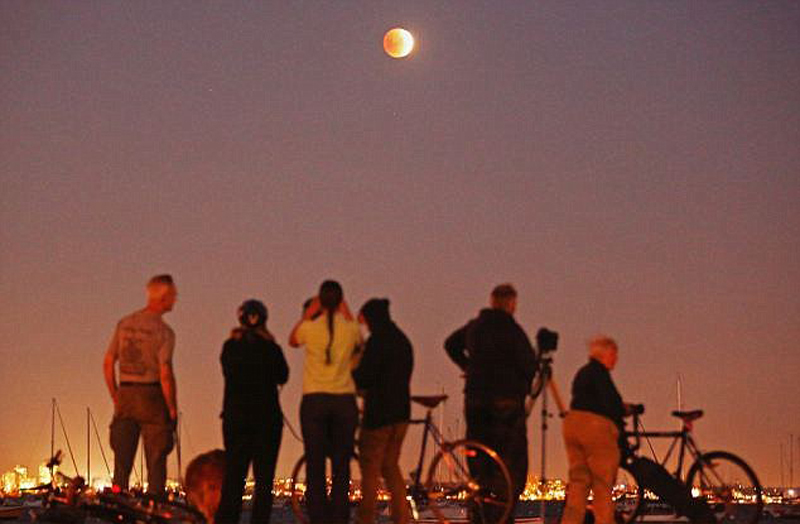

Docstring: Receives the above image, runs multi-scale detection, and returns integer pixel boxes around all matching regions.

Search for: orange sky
[1,1,799,487]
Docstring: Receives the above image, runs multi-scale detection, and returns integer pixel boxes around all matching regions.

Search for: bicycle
[616,406,763,524]
[27,451,205,524]
[289,394,514,524]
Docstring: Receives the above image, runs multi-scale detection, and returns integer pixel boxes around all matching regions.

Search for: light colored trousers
[560,410,620,524]
[356,422,410,524]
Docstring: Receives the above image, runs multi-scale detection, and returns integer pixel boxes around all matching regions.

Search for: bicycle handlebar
[622,404,645,455]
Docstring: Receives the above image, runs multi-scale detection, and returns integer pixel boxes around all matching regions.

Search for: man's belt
[120,381,160,386]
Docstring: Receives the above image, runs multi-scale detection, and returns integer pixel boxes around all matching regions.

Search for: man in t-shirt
[103,274,179,495]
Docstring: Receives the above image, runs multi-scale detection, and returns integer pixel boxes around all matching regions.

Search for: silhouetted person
[215,299,288,524]
[444,283,538,524]
[289,280,362,524]
[103,274,178,495]
[560,336,626,524]
[353,298,413,524]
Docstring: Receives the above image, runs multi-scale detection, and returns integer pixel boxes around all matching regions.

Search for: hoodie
[352,299,414,429]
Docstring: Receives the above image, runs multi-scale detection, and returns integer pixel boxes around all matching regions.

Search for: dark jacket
[444,308,538,399]
[570,357,625,429]
[352,300,413,430]
[221,327,289,423]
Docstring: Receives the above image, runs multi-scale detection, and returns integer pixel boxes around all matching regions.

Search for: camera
[536,327,559,353]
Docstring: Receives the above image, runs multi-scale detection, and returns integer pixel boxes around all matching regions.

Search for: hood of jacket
[361,298,392,331]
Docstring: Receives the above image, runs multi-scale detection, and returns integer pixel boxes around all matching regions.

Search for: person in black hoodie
[352,298,413,524]
[215,299,289,524]
[444,283,539,524]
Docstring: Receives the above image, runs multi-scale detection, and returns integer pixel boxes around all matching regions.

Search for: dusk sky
[1,2,798,488]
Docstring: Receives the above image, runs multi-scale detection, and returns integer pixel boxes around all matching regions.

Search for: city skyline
[3,461,795,505]
[3,398,800,491]
[2,1,798,489]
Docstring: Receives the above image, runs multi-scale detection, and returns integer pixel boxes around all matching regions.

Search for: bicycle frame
[307,395,514,524]
[625,413,705,481]
[408,408,447,494]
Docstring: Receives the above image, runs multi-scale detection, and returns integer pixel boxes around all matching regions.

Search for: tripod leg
[540,381,548,523]
[548,379,567,417]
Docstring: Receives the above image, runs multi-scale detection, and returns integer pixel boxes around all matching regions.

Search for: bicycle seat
[671,410,703,422]
[411,395,448,408]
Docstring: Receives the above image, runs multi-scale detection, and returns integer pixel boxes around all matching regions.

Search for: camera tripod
[527,353,567,521]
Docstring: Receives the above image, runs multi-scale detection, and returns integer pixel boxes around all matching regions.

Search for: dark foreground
[4,500,800,524]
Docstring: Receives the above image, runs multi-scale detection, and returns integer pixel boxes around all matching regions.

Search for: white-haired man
[560,336,626,524]
[103,274,178,495]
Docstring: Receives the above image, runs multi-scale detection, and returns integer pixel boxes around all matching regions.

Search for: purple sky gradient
[2,2,799,486]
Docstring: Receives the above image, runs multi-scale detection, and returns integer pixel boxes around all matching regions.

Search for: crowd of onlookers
[105,275,629,524]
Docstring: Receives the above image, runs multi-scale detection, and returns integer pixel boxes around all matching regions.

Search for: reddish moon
[383,28,414,59]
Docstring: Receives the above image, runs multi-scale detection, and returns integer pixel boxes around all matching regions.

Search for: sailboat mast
[89,409,112,477]
[676,374,684,433]
[176,411,183,486]
[140,440,144,489]
[781,442,785,488]
[87,407,91,486]
[50,398,55,480]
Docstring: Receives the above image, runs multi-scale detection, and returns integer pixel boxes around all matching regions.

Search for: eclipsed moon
[383,27,414,58]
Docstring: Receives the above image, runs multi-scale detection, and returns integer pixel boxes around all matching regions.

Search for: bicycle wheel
[614,464,644,524]
[290,453,360,524]
[425,439,513,524]
[685,451,763,524]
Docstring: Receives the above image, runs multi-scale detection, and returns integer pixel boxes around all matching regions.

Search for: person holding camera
[216,299,288,524]
[444,283,539,523]
[560,335,627,524]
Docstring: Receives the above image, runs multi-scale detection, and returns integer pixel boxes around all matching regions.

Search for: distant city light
[0,464,785,506]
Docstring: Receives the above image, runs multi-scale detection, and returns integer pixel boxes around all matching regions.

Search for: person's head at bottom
[184,450,225,524]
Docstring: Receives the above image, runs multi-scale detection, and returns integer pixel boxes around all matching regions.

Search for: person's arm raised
[338,299,354,321]
[289,297,320,347]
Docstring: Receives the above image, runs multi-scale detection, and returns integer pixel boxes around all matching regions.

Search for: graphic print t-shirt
[106,309,175,383]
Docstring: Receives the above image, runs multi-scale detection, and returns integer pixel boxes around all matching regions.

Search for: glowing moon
[383,27,414,58]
